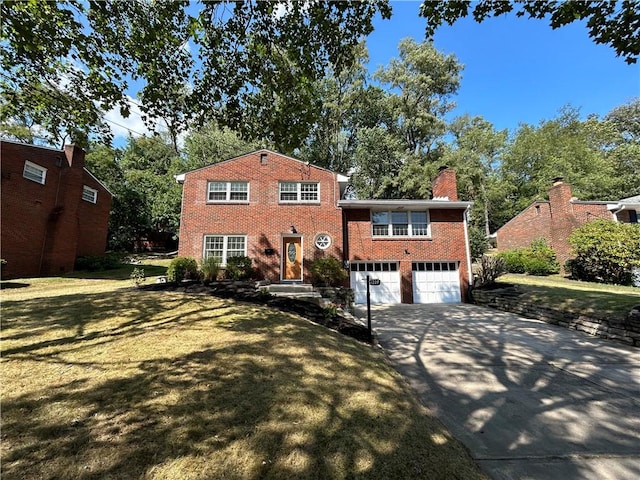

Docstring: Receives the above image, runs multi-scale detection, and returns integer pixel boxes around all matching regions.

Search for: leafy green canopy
[1,0,391,148]
[420,1,640,64]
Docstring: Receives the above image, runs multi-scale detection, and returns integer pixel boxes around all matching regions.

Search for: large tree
[419,1,640,64]
[443,115,507,235]
[1,0,391,148]
[85,135,183,250]
[349,38,462,199]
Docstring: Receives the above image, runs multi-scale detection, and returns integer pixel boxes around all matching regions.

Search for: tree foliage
[1,0,391,147]
[419,1,640,64]
[568,219,640,285]
[85,135,182,250]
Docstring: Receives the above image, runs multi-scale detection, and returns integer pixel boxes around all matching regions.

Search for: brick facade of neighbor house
[495,180,614,268]
[1,140,112,279]
[178,150,344,284]
[178,152,473,304]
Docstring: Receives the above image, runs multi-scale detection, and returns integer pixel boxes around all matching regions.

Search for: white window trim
[278,181,320,203]
[371,210,431,238]
[207,181,249,203]
[23,160,47,184]
[203,234,247,266]
[82,185,98,204]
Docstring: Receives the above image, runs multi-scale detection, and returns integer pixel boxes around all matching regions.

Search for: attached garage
[412,261,461,303]
[350,262,401,304]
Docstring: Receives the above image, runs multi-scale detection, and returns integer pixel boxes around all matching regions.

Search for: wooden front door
[282,236,302,281]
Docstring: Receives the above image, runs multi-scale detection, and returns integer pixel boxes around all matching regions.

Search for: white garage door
[350,262,401,304]
[412,261,461,303]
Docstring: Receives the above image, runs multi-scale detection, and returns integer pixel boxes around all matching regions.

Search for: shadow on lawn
[1,292,484,480]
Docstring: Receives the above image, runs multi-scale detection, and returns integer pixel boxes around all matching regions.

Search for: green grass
[499,273,640,319]
[1,273,485,479]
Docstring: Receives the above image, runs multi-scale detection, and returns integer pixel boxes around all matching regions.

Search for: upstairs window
[207,181,248,202]
[372,210,430,237]
[82,185,98,204]
[279,182,319,202]
[23,161,47,184]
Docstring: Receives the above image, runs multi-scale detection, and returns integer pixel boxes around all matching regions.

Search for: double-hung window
[207,181,248,202]
[23,161,47,184]
[82,185,98,204]
[279,182,319,202]
[372,210,430,237]
[203,235,246,265]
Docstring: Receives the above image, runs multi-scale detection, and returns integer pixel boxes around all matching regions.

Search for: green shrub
[498,249,527,273]
[130,267,145,287]
[498,239,559,276]
[310,257,347,287]
[224,255,253,281]
[75,253,122,271]
[524,238,560,275]
[568,219,640,285]
[201,256,221,283]
[167,257,200,282]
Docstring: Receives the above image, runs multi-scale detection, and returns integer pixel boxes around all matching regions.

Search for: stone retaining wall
[472,286,640,347]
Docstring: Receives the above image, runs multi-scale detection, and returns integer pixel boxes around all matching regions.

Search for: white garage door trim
[350,261,401,304]
[412,261,461,304]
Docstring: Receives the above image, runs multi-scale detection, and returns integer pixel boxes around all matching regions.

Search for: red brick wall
[1,141,111,279]
[77,170,112,257]
[344,208,470,303]
[496,182,612,268]
[495,202,552,251]
[178,151,344,282]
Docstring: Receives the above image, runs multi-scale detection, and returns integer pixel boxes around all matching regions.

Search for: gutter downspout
[611,204,625,222]
[462,205,474,301]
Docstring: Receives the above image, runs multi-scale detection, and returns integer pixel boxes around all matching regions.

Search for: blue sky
[366,1,639,134]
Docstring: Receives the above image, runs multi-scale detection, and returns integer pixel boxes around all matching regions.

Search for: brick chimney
[431,166,458,201]
[64,144,85,168]
[548,177,578,270]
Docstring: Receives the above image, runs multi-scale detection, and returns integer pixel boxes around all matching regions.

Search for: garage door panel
[351,263,401,304]
[412,261,461,304]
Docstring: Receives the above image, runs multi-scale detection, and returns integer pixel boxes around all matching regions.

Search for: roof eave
[338,199,473,209]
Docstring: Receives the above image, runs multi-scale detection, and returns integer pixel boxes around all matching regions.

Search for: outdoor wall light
[290,226,297,234]
[404,249,410,255]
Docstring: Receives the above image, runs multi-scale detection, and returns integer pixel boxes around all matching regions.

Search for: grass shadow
[1,290,486,480]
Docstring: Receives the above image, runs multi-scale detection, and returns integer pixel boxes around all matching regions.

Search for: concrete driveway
[358,303,640,479]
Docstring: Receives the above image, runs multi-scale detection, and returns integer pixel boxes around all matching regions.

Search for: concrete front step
[263,283,315,293]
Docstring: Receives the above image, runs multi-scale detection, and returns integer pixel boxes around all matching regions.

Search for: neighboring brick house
[495,179,640,268]
[1,140,112,279]
[177,150,473,304]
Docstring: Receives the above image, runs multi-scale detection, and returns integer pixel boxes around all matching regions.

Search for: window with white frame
[207,181,248,202]
[203,235,246,264]
[82,185,98,204]
[23,161,47,184]
[279,182,319,202]
[372,210,430,237]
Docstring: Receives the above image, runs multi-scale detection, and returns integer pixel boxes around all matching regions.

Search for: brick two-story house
[177,150,473,304]
[1,140,112,279]
[495,179,640,268]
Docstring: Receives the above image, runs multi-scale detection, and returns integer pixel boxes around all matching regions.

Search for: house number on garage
[369,278,381,285]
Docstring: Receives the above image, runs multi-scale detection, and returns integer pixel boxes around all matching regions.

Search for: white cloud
[103,96,153,142]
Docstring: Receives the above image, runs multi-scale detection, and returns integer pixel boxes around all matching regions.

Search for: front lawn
[499,273,640,319]
[1,275,485,479]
